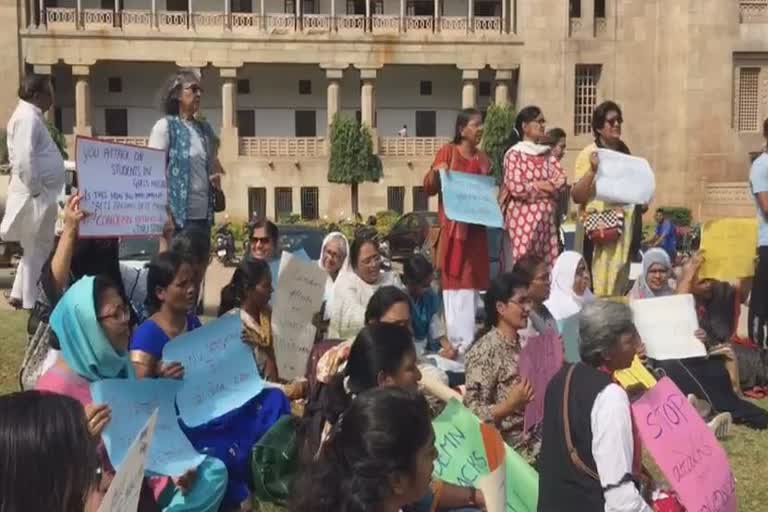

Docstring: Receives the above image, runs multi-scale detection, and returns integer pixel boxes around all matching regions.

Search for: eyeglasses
[360,255,382,267]
[606,116,623,127]
[97,304,130,322]
[507,297,534,309]
[533,117,547,125]
[184,84,204,94]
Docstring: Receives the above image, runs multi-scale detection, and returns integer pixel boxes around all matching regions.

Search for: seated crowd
[3,196,767,512]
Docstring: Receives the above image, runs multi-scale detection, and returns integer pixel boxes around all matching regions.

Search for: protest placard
[432,399,538,512]
[594,148,655,205]
[614,355,657,390]
[518,330,564,431]
[476,423,507,512]
[439,169,504,228]
[631,377,737,512]
[76,137,167,238]
[163,313,264,427]
[271,251,327,380]
[556,313,581,363]
[699,218,758,281]
[630,294,706,360]
[91,379,204,476]
[97,410,157,512]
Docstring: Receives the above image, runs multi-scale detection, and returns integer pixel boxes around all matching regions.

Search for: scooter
[214,223,236,266]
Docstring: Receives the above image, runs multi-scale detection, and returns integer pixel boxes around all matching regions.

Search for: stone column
[33,65,54,122]
[494,69,513,106]
[188,0,194,30]
[467,0,473,33]
[360,68,378,152]
[151,0,158,29]
[224,0,232,30]
[365,0,371,31]
[39,0,45,27]
[76,0,82,29]
[461,68,478,109]
[433,0,439,32]
[72,65,92,137]
[582,0,594,37]
[399,0,404,32]
[260,0,265,30]
[501,0,506,33]
[219,67,239,160]
[326,68,342,128]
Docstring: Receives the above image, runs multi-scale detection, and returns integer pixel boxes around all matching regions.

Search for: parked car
[381,211,439,262]
[118,237,159,270]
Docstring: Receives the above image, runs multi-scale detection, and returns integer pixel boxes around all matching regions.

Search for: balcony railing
[36,7,513,36]
[740,0,768,22]
[239,137,326,157]
[379,137,451,157]
[98,136,149,147]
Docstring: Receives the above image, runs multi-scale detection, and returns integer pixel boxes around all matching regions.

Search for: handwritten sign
[614,355,657,390]
[595,148,655,205]
[98,410,157,512]
[699,218,758,280]
[432,399,538,512]
[271,252,327,380]
[439,169,503,228]
[518,330,563,431]
[556,313,581,363]
[163,314,264,427]
[90,379,204,476]
[76,137,167,237]
[632,377,737,512]
[630,294,706,360]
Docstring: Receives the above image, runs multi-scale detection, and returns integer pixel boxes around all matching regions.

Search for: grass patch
[0,309,765,510]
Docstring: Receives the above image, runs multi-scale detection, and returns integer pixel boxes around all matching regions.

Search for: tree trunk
[351,183,359,215]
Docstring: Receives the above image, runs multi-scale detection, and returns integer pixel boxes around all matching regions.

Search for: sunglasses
[606,116,623,127]
[251,236,272,245]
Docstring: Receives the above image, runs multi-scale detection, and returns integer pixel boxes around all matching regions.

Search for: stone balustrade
[740,0,768,22]
[379,137,451,157]
[239,137,326,157]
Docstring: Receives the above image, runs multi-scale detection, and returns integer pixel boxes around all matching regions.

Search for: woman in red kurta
[423,108,491,361]
[501,106,565,271]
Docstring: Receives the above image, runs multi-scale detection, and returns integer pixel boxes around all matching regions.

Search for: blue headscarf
[50,276,134,382]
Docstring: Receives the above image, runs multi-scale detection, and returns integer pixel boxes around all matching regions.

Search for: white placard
[595,148,655,205]
[271,252,328,380]
[630,294,706,360]
[97,409,157,512]
[76,137,168,237]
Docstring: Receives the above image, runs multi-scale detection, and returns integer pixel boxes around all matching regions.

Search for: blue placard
[556,313,581,363]
[439,169,504,228]
[163,313,264,427]
[90,379,204,476]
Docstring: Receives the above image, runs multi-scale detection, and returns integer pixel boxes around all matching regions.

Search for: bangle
[469,487,477,506]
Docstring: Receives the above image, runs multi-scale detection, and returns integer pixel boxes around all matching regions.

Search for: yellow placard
[614,356,657,390]
[699,218,758,281]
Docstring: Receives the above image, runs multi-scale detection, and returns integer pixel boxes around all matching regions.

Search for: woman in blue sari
[37,275,227,511]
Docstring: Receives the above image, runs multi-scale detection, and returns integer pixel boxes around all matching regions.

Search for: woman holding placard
[150,69,224,237]
[36,275,228,511]
[500,106,566,271]
[571,101,643,297]
[423,109,491,359]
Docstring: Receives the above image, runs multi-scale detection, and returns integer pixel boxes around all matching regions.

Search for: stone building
[0,0,765,221]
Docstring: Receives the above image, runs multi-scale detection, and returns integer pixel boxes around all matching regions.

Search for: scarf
[628,248,673,300]
[241,307,272,349]
[410,289,440,343]
[319,232,350,310]
[544,251,594,320]
[165,115,215,228]
[50,276,134,382]
[510,140,552,156]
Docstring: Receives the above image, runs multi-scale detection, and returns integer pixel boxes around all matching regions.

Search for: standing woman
[150,69,223,237]
[571,101,640,296]
[501,106,566,270]
[423,109,491,357]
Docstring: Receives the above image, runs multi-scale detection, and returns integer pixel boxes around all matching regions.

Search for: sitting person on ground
[544,251,594,321]
[403,255,452,360]
[0,391,105,512]
[464,272,539,460]
[319,231,350,317]
[513,255,558,337]
[301,324,484,512]
[36,275,227,511]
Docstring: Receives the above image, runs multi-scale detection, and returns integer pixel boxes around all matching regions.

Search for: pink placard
[518,329,563,431]
[631,377,737,512]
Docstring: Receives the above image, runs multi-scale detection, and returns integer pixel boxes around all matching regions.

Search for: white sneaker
[707,412,733,440]
[688,393,712,418]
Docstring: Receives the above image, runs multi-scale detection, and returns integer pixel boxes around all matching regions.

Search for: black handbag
[213,187,226,212]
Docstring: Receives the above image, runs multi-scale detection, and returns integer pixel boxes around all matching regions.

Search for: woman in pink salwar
[501,106,566,270]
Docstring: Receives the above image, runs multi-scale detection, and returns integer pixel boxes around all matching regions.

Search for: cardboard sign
[90,379,204,476]
[556,313,581,363]
[271,252,327,380]
[631,377,737,512]
[630,294,706,360]
[76,137,167,237]
[163,314,264,427]
[432,399,539,512]
[518,330,564,431]
[595,148,655,205]
[439,169,504,228]
[699,218,758,280]
[97,410,157,512]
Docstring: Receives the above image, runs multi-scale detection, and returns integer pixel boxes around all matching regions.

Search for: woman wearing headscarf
[544,251,594,321]
[36,275,228,511]
[627,248,699,300]
[318,232,350,319]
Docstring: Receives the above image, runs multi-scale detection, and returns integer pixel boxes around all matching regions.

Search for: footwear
[707,412,733,440]
[7,297,22,310]
[744,388,766,399]
[688,394,712,418]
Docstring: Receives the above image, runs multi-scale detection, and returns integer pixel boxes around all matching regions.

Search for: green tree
[481,102,515,183]
[327,114,382,214]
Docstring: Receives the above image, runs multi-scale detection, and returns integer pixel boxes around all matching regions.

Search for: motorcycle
[214,223,236,266]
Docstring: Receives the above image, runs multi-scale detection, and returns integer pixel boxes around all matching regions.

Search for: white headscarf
[319,232,350,318]
[544,251,595,320]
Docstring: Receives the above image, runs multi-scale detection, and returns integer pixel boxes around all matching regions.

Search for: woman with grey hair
[149,69,223,237]
[538,300,653,512]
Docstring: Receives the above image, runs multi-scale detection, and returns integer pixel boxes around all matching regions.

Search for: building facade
[0,0,766,221]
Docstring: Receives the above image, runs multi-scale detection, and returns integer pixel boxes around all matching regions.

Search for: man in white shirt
[1,75,65,309]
